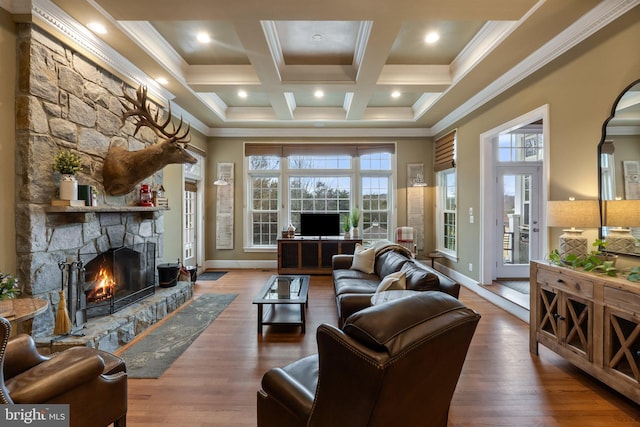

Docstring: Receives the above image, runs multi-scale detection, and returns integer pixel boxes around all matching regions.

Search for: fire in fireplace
[81,242,156,318]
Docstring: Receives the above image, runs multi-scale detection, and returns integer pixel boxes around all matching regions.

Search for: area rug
[119,293,237,378]
[196,271,227,281]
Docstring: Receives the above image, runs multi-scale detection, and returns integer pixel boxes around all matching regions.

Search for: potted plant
[0,271,19,316]
[591,238,618,265]
[342,215,351,238]
[349,208,360,237]
[53,151,82,200]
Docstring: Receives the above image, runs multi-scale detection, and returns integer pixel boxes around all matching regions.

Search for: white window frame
[243,149,396,251]
[246,160,281,251]
[436,169,457,259]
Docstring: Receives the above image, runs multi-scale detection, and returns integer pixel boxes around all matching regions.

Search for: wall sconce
[412,173,428,187]
[604,199,640,252]
[547,199,600,258]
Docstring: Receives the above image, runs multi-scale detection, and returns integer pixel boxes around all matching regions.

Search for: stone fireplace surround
[15,24,189,350]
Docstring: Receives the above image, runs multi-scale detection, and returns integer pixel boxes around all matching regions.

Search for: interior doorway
[480,106,549,308]
[182,151,205,272]
[183,181,198,268]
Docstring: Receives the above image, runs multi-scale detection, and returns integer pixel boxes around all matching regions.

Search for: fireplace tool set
[55,260,87,338]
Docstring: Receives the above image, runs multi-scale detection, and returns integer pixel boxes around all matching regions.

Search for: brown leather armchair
[257,292,480,427]
[0,317,128,427]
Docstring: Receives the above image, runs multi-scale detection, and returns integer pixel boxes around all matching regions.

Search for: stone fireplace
[14,24,186,345]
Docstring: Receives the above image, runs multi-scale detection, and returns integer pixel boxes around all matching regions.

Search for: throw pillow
[350,243,375,274]
[375,271,406,293]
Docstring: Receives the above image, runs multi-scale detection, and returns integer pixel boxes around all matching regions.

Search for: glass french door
[183,184,197,267]
[495,166,541,278]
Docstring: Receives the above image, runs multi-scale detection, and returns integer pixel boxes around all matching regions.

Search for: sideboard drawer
[536,267,594,299]
[604,287,640,315]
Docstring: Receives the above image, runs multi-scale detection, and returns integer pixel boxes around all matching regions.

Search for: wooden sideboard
[530,260,640,404]
[277,237,361,275]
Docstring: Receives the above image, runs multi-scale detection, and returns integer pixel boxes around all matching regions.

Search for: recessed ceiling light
[156,77,169,85]
[238,90,248,98]
[87,22,107,35]
[314,90,324,98]
[425,31,440,44]
[197,32,211,43]
[391,91,401,98]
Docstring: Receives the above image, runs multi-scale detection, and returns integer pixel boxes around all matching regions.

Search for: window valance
[245,143,395,157]
[434,130,456,172]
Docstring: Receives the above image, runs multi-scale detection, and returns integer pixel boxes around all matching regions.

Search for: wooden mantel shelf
[45,205,169,213]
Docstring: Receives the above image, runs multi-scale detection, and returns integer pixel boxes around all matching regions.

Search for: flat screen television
[299,213,341,238]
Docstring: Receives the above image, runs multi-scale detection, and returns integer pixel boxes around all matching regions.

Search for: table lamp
[603,199,640,253]
[547,199,600,258]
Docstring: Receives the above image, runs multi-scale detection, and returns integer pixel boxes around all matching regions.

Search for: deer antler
[119,84,191,144]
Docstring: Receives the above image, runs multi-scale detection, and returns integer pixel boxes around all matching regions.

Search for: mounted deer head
[103,85,197,196]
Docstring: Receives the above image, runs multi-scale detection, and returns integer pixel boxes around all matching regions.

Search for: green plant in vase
[53,151,82,175]
[53,151,82,201]
[349,208,360,230]
[342,215,351,236]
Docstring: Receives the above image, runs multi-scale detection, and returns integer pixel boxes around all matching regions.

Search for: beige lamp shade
[603,200,640,253]
[603,200,640,227]
[547,200,600,258]
[547,200,600,229]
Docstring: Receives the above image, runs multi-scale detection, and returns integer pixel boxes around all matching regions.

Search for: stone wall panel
[16,26,168,338]
[68,93,96,127]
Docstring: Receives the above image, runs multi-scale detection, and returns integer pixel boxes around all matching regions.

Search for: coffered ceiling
[18,0,640,135]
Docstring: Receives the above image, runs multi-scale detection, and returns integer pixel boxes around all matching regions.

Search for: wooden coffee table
[252,275,310,334]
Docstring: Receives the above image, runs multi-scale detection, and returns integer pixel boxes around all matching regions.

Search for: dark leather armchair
[0,317,128,427]
[257,292,480,427]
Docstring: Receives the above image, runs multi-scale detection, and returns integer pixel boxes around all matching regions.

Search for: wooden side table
[425,252,444,268]
[0,297,48,337]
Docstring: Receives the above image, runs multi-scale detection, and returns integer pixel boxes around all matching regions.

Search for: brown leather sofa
[257,292,480,427]
[0,317,127,427]
[332,243,460,326]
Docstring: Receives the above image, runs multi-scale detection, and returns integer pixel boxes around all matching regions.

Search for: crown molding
[117,20,189,81]
[450,20,521,84]
[432,0,640,135]
[207,127,432,138]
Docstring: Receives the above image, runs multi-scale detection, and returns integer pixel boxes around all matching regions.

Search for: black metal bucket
[157,263,180,288]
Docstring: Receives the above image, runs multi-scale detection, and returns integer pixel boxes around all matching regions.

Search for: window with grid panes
[248,156,280,246]
[245,150,393,250]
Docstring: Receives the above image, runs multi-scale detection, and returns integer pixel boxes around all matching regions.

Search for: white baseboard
[203,259,277,271]
[436,264,530,324]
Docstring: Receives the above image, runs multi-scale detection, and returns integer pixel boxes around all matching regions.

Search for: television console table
[277,237,362,275]
[530,260,640,404]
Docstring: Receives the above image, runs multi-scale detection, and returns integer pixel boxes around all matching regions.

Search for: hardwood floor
[122,270,640,426]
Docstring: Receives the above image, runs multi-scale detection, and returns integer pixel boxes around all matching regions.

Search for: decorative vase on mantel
[59,174,78,201]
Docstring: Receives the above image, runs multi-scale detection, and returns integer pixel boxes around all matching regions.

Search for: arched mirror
[598,79,640,256]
